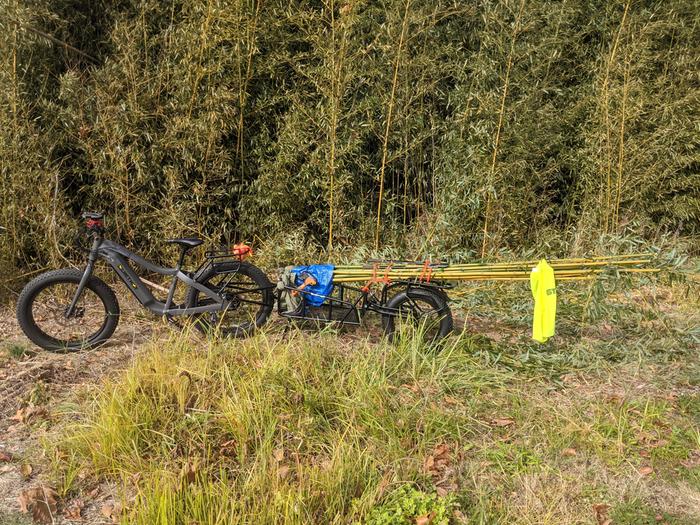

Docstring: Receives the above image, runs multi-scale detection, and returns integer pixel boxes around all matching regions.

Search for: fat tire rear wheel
[16,269,120,352]
[186,261,274,338]
[382,287,453,344]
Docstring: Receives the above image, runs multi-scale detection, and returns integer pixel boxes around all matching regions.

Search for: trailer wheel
[382,287,453,343]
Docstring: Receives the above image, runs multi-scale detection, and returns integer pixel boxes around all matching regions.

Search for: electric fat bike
[16,213,274,352]
[16,213,453,352]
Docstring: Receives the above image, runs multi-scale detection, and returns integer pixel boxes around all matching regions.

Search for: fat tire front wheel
[16,269,120,352]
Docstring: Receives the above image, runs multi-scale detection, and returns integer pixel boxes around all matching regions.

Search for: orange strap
[361,263,392,293]
[291,275,317,297]
[231,243,253,260]
[418,259,433,283]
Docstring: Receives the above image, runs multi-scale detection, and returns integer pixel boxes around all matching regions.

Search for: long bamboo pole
[336,253,653,266]
[335,259,651,272]
[331,253,658,283]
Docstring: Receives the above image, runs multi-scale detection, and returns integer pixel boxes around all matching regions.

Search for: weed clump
[363,485,454,525]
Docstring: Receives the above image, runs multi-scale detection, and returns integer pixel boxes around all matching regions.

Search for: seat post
[175,246,188,271]
[165,246,189,312]
[162,238,202,312]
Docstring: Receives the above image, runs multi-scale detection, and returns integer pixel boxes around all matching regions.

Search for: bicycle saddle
[165,238,203,250]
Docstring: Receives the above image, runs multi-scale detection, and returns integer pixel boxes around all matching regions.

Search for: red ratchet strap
[418,259,433,283]
[231,243,253,260]
[361,263,392,293]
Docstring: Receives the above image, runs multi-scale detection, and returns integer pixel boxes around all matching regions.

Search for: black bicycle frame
[67,236,228,317]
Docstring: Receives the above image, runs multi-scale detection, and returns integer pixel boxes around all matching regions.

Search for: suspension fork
[65,235,102,317]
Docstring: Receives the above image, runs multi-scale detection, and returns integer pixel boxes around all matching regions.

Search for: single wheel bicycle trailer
[15,213,656,352]
[275,266,454,342]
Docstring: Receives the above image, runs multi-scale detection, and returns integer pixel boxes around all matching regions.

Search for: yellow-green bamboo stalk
[481,0,526,258]
[375,0,411,250]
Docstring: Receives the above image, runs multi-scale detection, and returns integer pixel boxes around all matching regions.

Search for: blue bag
[291,264,335,306]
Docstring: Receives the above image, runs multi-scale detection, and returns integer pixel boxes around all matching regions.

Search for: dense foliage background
[1,0,698,279]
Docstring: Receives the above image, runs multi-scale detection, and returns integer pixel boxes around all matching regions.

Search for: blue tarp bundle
[291,264,335,306]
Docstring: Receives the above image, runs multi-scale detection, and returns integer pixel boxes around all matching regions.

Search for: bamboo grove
[0,0,698,281]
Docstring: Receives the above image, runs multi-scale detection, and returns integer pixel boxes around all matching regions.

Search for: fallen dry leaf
[20,463,33,478]
[278,465,290,480]
[11,405,48,424]
[593,503,611,525]
[423,443,451,475]
[0,465,13,473]
[423,443,456,495]
[273,448,285,462]
[639,466,654,476]
[561,448,577,457]
[220,439,237,455]
[0,450,12,462]
[101,502,122,523]
[415,512,435,525]
[64,499,84,521]
[18,485,58,524]
[491,418,515,427]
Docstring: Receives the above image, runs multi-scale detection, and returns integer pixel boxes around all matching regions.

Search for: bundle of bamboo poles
[332,253,659,283]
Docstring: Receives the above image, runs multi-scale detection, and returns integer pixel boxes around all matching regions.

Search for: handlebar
[82,211,104,234]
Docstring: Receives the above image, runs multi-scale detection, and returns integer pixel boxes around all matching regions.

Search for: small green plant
[483,441,542,475]
[610,500,696,525]
[364,486,455,525]
[4,342,33,359]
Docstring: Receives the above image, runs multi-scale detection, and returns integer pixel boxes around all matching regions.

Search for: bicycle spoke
[192,266,271,337]
[394,296,443,341]
[31,283,107,344]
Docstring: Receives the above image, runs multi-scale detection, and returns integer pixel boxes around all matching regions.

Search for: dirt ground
[0,296,156,525]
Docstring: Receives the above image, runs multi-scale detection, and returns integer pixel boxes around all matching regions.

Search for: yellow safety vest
[530,259,556,343]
